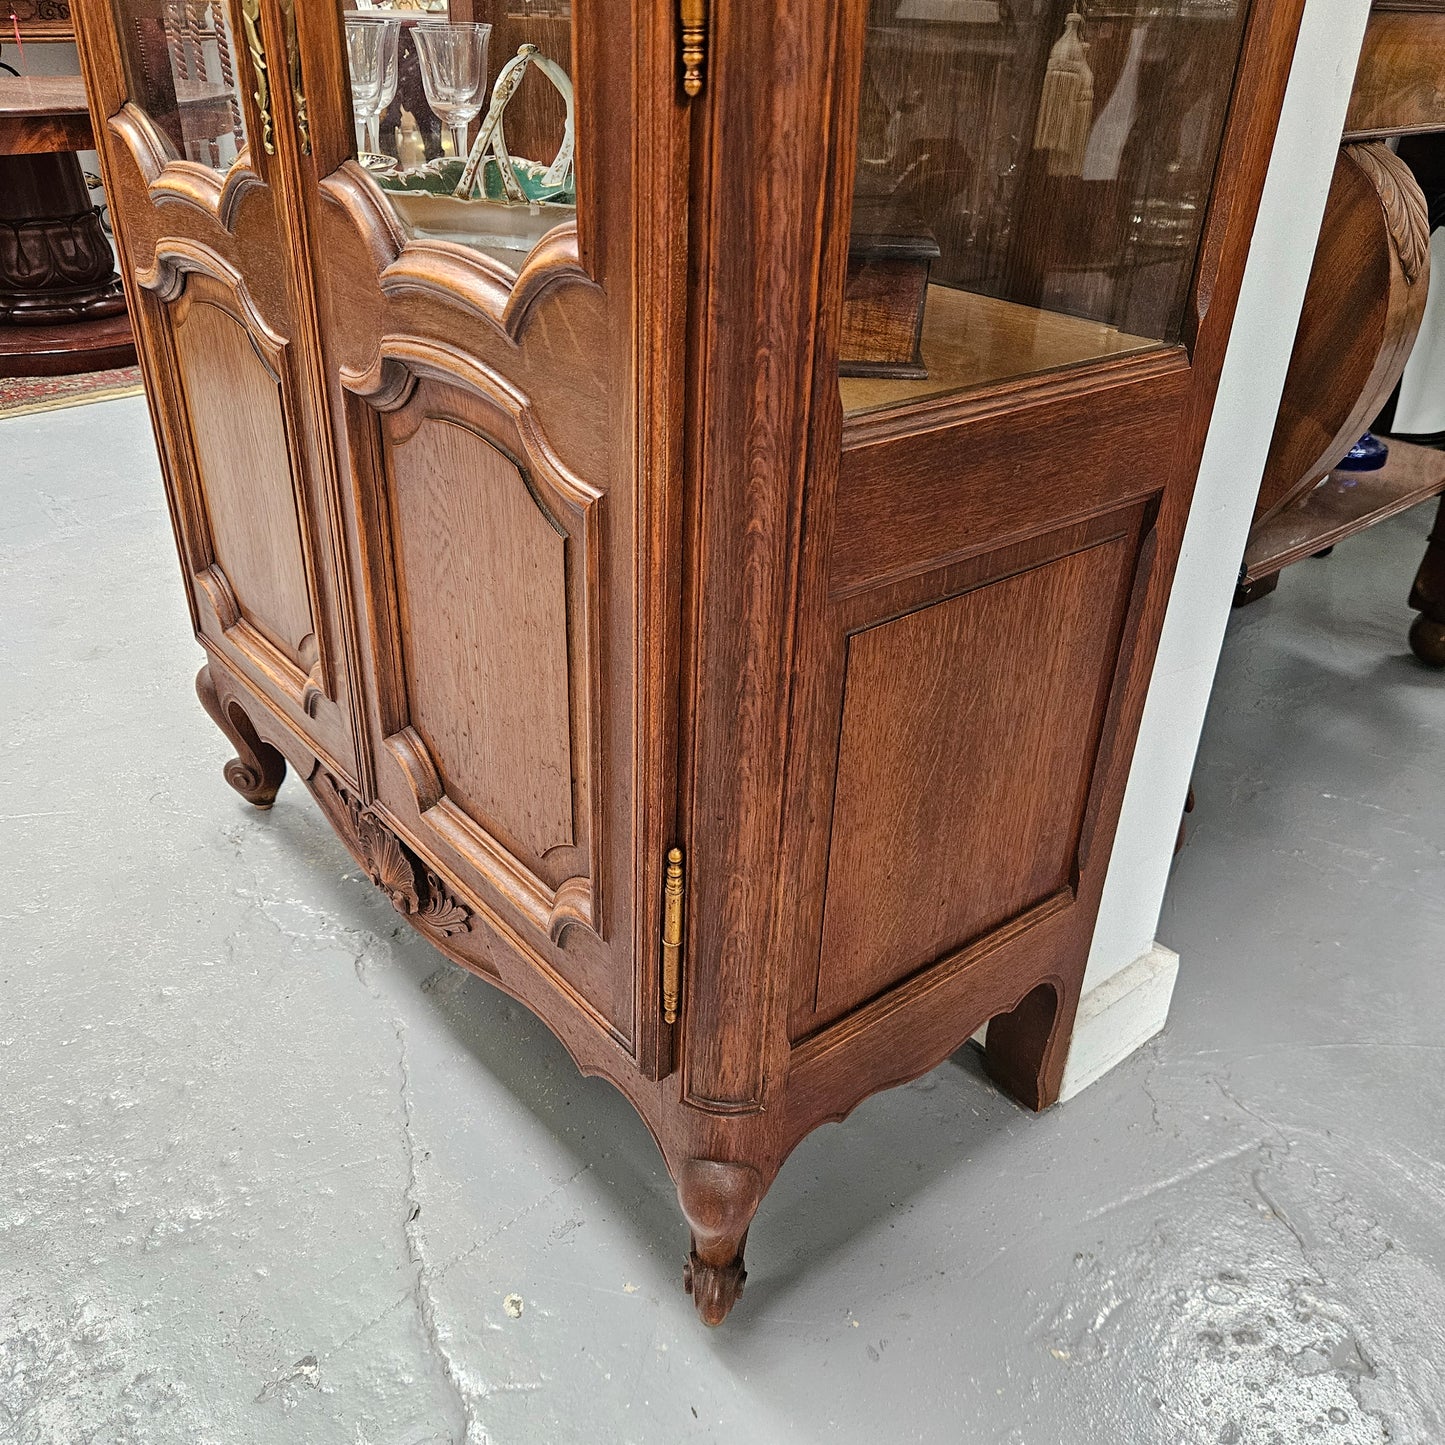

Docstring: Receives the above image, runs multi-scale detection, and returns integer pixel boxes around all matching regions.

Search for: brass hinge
[661,847,685,1023]
[679,0,707,98]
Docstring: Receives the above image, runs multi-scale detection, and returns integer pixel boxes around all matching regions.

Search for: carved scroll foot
[1408,495,1445,668]
[984,980,1071,1113]
[196,664,287,808]
[676,1159,765,1326]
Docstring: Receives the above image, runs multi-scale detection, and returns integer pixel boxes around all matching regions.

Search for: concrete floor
[2,395,1443,1444]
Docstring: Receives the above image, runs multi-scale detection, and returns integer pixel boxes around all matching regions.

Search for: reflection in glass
[346,16,401,158]
[348,4,577,272]
[112,0,248,172]
[842,0,1250,415]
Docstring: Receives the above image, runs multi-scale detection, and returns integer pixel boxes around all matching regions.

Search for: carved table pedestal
[0,75,134,377]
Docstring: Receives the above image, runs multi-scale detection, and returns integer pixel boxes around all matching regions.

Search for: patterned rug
[0,366,145,420]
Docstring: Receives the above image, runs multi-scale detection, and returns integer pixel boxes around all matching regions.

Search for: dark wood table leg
[0,150,136,378]
[1408,493,1445,667]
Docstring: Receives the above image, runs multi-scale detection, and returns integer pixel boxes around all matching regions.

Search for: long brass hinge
[661,847,685,1023]
[679,0,707,98]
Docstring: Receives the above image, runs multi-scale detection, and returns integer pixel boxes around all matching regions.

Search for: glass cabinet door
[112,0,251,171]
[308,0,680,1076]
[335,0,576,270]
[84,0,363,783]
[840,0,1251,415]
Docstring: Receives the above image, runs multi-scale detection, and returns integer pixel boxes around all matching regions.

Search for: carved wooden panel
[385,411,576,866]
[353,362,601,961]
[10,1,72,42]
[170,291,316,674]
[810,533,1138,1029]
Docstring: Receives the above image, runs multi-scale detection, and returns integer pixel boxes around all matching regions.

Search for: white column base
[1058,943,1179,1101]
[972,942,1179,1101]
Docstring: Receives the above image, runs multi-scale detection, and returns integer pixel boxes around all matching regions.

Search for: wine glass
[356,17,401,157]
[414,22,492,165]
[345,17,392,158]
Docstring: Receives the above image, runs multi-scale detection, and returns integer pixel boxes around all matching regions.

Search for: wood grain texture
[386,413,576,865]
[812,533,1136,1029]
[170,292,315,668]
[839,282,1159,416]
[7,1,74,43]
[1344,10,1445,139]
[0,77,93,154]
[1255,144,1431,526]
[1245,439,1445,585]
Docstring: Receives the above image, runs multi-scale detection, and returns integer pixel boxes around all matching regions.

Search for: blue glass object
[1336,433,1389,473]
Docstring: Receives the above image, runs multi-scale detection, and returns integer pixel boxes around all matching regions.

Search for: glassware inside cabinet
[343,1,576,273]
[112,0,249,173]
[840,0,1252,417]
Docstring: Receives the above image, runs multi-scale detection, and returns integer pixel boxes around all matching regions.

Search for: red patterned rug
[0,365,145,420]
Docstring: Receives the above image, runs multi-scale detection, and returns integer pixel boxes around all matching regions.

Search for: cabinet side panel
[172,298,315,666]
[386,416,577,869]
[812,533,1136,1028]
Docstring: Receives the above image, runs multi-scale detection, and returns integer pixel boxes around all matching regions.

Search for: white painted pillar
[1062,0,1376,1100]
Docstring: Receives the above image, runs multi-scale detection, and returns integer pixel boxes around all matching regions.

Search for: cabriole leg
[195,663,287,808]
[676,1159,765,1327]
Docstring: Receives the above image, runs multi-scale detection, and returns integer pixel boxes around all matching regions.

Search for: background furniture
[1238,0,1445,666]
[0,74,134,376]
[8,1,75,43]
[73,0,1306,1322]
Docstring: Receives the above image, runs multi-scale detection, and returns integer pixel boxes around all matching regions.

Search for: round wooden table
[0,75,136,377]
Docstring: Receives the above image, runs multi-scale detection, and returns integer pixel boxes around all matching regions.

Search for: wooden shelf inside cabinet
[839,284,1160,417]
[1243,440,1445,585]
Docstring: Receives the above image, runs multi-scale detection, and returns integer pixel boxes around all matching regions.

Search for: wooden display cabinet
[72,0,1305,1323]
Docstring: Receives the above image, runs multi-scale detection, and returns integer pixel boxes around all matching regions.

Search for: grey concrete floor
[2,396,1443,1445]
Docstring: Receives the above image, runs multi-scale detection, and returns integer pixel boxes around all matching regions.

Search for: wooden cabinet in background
[74,0,1305,1323]
[1240,0,1445,664]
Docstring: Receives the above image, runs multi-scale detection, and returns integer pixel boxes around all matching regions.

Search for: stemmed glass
[345,17,400,159]
[414,22,492,164]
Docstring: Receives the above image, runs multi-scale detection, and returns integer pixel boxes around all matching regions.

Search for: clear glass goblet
[414,22,492,164]
[345,17,389,158]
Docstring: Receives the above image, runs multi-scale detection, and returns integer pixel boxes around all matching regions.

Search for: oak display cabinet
[74,0,1305,1323]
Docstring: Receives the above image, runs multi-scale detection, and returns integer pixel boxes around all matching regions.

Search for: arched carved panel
[348,344,601,946]
[133,245,330,725]
[168,286,315,678]
[387,414,576,860]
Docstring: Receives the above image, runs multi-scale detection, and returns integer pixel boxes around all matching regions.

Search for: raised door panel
[353,362,621,1036]
[385,405,579,873]
[811,532,1137,1030]
[171,291,317,673]
[74,0,362,782]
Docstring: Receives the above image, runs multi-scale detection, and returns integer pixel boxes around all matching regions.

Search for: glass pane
[841,0,1251,416]
[346,2,576,271]
[113,0,249,172]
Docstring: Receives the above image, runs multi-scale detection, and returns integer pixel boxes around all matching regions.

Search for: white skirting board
[973,942,1180,1102]
[1056,943,1179,1101]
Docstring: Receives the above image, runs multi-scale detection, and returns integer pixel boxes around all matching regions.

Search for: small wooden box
[840,198,940,380]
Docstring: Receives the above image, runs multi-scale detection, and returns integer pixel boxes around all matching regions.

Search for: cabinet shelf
[839,283,1160,417]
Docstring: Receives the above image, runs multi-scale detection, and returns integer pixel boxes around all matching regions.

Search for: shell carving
[309,770,471,938]
[1348,142,1431,288]
[358,814,420,913]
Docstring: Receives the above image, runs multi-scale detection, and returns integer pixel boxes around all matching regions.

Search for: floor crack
[393,1016,482,1445]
